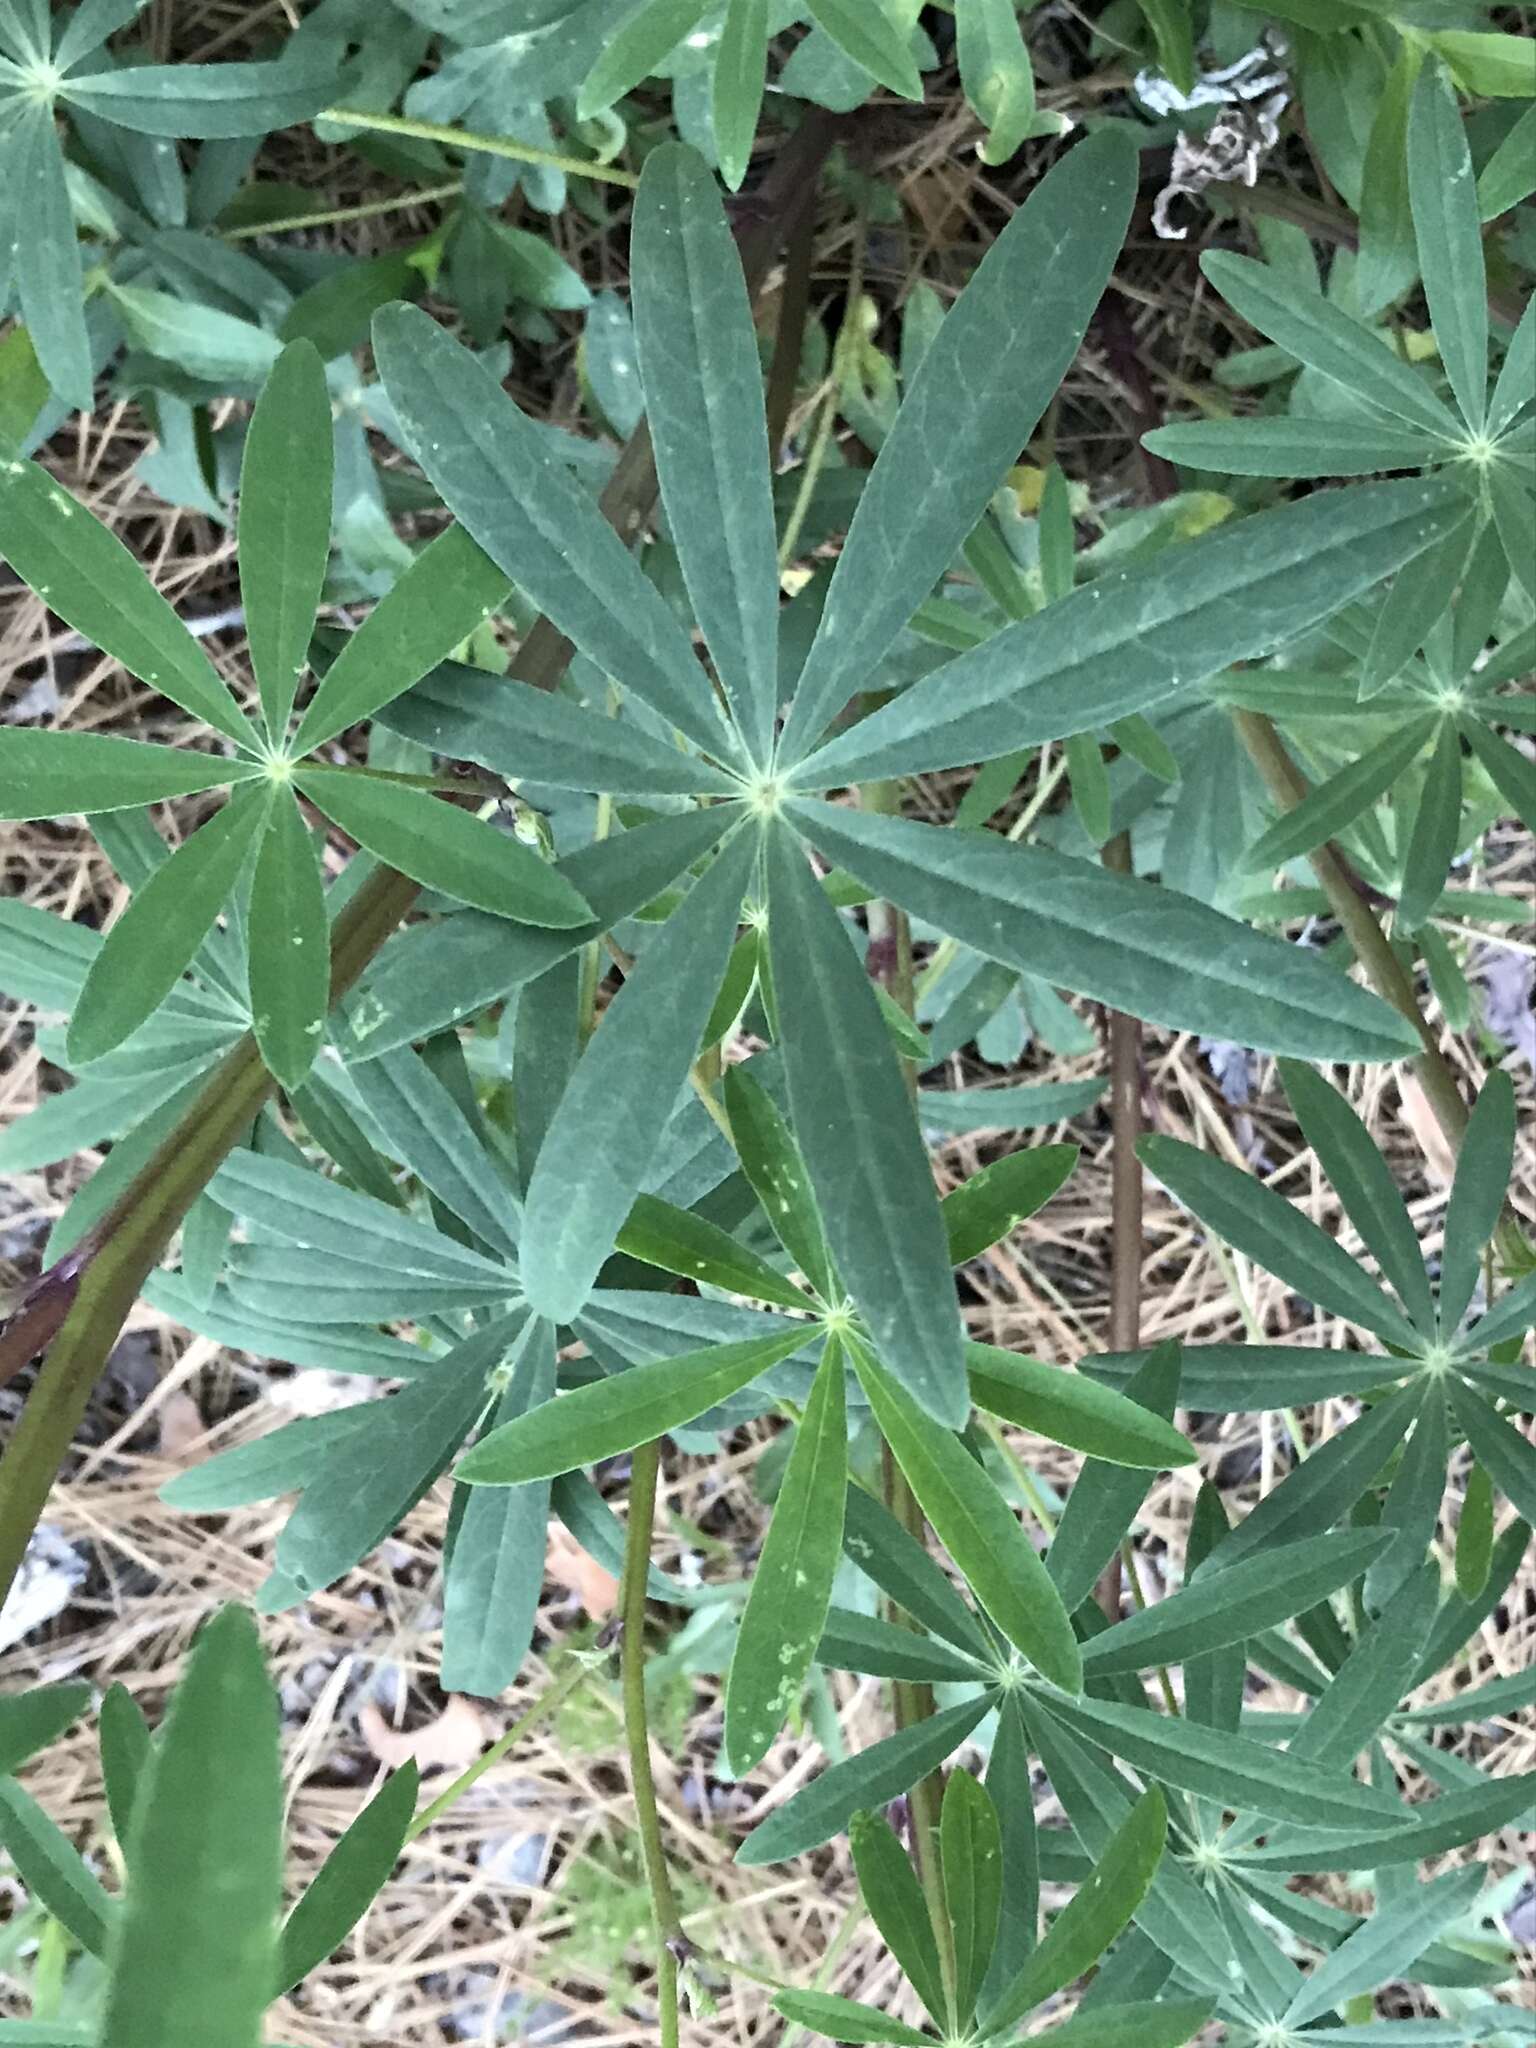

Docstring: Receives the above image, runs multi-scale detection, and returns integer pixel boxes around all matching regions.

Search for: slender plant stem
[863,775,958,2021]
[621,1440,684,2047]
[223,180,464,240]
[1097,831,1142,1621]
[316,108,641,188]
[404,1659,591,1843]
[1232,708,1531,1274]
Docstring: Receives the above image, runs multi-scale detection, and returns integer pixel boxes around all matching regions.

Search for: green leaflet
[159,1405,377,1514]
[248,787,328,1093]
[1277,1061,1436,1333]
[456,1327,806,1486]
[1048,1342,1181,1613]
[1360,524,1476,699]
[1397,718,1464,934]
[1145,417,1443,478]
[769,1989,931,2045]
[372,303,737,763]
[1439,1071,1515,1330]
[1236,1769,1536,1871]
[997,1999,1214,2048]
[766,821,966,1425]
[1040,1691,1407,1833]
[1082,1342,1401,1410]
[853,1343,1080,1692]
[725,1334,847,1774]
[850,1809,947,2023]
[968,1345,1193,1470]
[1452,1384,1536,1524]
[617,1191,808,1308]
[918,1079,1105,1134]
[0,729,253,821]
[239,341,332,739]
[98,1683,152,1848]
[816,1607,990,1684]
[841,1483,994,1659]
[0,1781,119,1956]
[344,1044,523,1262]
[631,144,780,759]
[980,1786,1165,2037]
[793,800,1419,1064]
[1464,708,1536,831]
[957,0,1037,165]
[1454,1460,1494,1599]
[804,0,922,100]
[1407,65,1487,431]
[942,1145,1077,1264]
[712,0,769,191]
[67,795,266,1066]
[378,657,736,799]
[576,0,712,115]
[296,767,592,926]
[101,1608,281,2048]
[1369,1384,1449,1608]
[520,824,754,1318]
[1138,1134,1421,1351]
[275,1763,418,1995]
[208,1149,513,1287]
[1289,1564,1438,1769]
[942,1770,1003,2026]
[1082,1529,1393,1677]
[12,106,90,410]
[805,479,1463,785]
[736,1695,990,1866]
[1284,1866,1486,2030]
[275,1320,511,1594]
[779,128,1136,758]
[294,526,511,754]
[0,452,256,747]
[1357,44,1423,314]
[1196,250,1462,439]
[442,1317,558,1695]
[723,1062,838,1302]
[1463,1263,1536,1352]
[60,57,338,137]
[1206,1386,1422,1568]
[1243,715,1439,871]
[1489,294,1536,440]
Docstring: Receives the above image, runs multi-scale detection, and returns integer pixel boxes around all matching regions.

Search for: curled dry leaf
[359,1692,489,1773]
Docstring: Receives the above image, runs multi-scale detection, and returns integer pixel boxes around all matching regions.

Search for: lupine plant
[0,5,1532,2044]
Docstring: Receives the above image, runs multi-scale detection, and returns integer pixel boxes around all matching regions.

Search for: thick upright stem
[620,1440,683,2046]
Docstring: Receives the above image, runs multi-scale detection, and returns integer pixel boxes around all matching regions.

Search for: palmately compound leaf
[372,302,739,763]
[239,340,333,740]
[520,823,756,1320]
[793,800,1420,1065]
[725,1333,847,1775]
[0,451,257,747]
[765,820,966,1424]
[779,126,1137,759]
[853,1343,1080,1692]
[631,144,780,761]
[67,794,268,1067]
[102,1607,282,2048]
[801,480,1465,784]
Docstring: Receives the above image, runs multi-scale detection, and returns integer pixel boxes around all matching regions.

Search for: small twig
[620,1440,684,2048]
[315,108,641,188]
[222,181,465,241]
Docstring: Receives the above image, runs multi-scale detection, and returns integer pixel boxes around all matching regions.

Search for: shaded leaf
[239,341,332,739]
